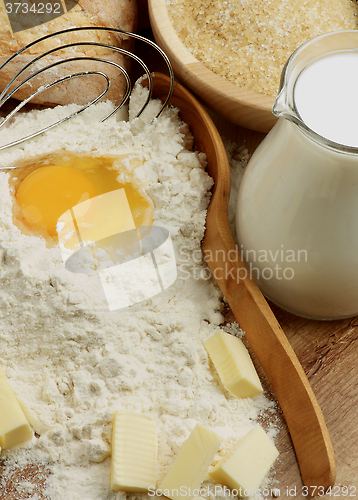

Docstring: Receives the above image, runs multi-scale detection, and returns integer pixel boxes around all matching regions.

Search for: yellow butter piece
[159,424,222,500]
[210,424,279,497]
[205,331,263,398]
[0,368,33,449]
[111,411,157,492]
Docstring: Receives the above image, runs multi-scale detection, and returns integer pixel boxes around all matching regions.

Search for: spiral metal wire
[0,27,175,152]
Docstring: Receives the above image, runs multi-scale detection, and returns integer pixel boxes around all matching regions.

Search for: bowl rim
[148,0,276,132]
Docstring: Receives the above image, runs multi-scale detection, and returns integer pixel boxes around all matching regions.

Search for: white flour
[0,87,278,500]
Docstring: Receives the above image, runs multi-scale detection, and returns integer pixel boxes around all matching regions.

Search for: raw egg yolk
[16,165,98,236]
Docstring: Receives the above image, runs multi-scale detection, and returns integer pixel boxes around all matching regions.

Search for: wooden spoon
[147,73,336,493]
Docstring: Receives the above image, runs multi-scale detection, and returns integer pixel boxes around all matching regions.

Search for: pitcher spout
[272,88,288,118]
[272,45,305,125]
[272,84,303,127]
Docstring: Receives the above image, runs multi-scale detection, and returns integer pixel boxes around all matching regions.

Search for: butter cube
[111,411,157,492]
[210,424,279,497]
[159,424,222,500]
[205,331,263,398]
[0,368,33,449]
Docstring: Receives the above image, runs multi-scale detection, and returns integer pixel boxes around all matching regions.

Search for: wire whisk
[0,27,175,151]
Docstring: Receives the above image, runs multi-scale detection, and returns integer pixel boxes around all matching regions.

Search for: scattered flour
[224,139,250,244]
[0,86,278,499]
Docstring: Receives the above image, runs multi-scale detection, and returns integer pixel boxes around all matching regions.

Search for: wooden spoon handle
[202,149,336,492]
[206,229,335,489]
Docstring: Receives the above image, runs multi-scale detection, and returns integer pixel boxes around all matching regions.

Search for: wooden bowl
[148,0,277,133]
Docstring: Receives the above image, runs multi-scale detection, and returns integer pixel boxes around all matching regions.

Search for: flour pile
[0,87,278,500]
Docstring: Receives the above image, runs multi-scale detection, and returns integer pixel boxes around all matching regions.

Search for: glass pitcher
[236,31,358,320]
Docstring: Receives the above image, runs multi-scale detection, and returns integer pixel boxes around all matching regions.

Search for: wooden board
[229,302,358,498]
[272,305,358,497]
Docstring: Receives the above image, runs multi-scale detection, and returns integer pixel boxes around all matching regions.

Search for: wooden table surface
[0,7,357,499]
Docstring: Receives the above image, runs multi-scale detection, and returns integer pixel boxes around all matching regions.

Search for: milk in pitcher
[236,31,358,319]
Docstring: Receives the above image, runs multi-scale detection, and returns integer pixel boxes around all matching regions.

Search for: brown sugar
[167,0,358,95]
